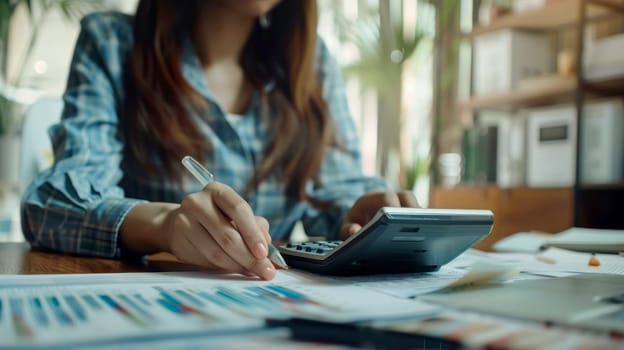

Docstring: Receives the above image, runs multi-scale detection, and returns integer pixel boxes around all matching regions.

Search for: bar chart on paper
[0,285,326,346]
[0,271,431,348]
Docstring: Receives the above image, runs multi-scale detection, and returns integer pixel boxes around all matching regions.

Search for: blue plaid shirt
[21,12,389,258]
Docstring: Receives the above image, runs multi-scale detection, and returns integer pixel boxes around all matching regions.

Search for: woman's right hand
[164,182,276,280]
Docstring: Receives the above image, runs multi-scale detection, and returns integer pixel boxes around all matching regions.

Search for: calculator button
[295,246,303,250]
[305,247,312,252]
[316,248,326,254]
[286,243,295,248]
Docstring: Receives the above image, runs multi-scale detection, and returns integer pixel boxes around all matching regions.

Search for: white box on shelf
[584,31,624,80]
[526,104,576,187]
[474,29,554,96]
[581,99,624,185]
[479,111,527,188]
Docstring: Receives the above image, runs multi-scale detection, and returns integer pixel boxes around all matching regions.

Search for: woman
[21,0,418,280]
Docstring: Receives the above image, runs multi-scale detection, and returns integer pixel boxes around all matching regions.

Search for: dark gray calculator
[278,207,493,276]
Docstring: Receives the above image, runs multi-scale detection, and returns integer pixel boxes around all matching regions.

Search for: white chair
[13,96,63,242]
[19,97,63,193]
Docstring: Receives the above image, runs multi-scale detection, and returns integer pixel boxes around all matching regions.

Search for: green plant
[0,0,103,134]
[405,152,430,191]
[335,0,434,189]
[340,4,430,90]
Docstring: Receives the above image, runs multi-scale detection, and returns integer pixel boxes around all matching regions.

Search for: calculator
[278,207,494,275]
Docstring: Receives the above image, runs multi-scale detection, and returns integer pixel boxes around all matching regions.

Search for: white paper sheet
[491,232,551,253]
[543,227,624,253]
[487,248,624,275]
[327,267,465,299]
[0,270,437,348]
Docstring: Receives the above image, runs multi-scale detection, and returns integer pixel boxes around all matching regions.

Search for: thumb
[342,223,362,239]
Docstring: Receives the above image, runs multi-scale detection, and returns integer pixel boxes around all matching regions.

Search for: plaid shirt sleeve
[301,40,393,240]
[20,14,144,258]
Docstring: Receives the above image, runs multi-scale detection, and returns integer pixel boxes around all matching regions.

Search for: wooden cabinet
[430,186,573,251]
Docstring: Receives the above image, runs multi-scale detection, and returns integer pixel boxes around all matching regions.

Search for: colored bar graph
[264,285,307,301]
[246,287,282,306]
[99,294,144,326]
[29,297,49,327]
[257,285,328,308]
[81,294,102,310]
[242,287,287,312]
[46,296,73,325]
[195,289,266,318]
[118,294,153,320]
[134,293,151,307]
[216,287,274,312]
[10,297,33,338]
[197,291,227,307]
[156,288,218,322]
[214,288,250,307]
[64,295,87,321]
[157,298,180,314]
[175,289,205,307]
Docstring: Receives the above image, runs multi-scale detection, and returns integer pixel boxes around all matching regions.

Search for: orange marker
[588,254,601,267]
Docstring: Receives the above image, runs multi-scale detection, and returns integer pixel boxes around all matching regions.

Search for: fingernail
[261,265,276,280]
[254,242,267,259]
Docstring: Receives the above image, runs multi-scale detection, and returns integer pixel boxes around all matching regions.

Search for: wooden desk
[0,242,147,274]
[0,241,290,275]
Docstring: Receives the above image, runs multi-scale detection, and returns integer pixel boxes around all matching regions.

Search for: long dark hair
[122,0,333,202]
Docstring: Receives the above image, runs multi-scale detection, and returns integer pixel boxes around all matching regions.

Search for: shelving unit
[585,76,624,94]
[574,0,624,229]
[468,0,614,36]
[430,0,624,250]
[460,76,577,110]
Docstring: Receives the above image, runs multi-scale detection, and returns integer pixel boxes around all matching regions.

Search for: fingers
[190,225,274,280]
[208,183,269,260]
[397,190,420,208]
[176,185,275,280]
[255,216,271,244]
[346,223,361,236]
[353,191,402,223]
[168,214,219,270]
[363,191,402,209]
[184,217,247,272]
[352,191,418,215]
[340,190,419,240]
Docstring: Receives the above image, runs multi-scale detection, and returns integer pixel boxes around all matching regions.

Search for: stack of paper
[493,227,624,254]
[542,227,624,253]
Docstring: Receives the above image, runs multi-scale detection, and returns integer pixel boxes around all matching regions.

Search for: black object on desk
[266,317,462,349]
[279,207,494,275]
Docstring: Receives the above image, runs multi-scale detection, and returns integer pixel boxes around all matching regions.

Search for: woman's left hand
[340,190,420,239]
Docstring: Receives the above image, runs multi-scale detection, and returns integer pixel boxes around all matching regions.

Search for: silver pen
[181,155,288,269]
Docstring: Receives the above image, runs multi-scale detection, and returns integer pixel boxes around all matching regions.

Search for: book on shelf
[461,123,501,186]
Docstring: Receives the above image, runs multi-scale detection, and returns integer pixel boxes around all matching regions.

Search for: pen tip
[269,245,289,269]
[274,255,289,270]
